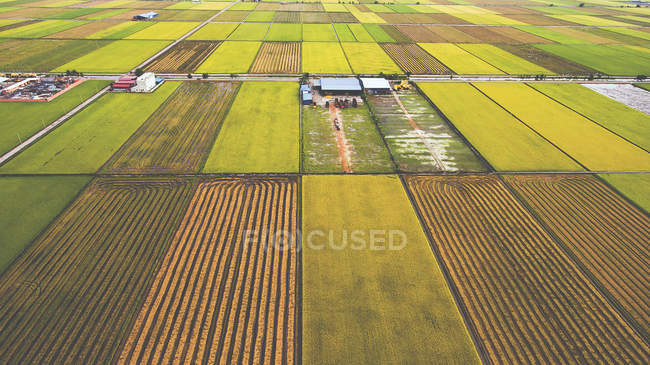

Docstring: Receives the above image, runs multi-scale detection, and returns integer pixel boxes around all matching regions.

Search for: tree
[187,73,193,79]
[135,68,144,77]
[202,73,209,79]
[636,75,647,81]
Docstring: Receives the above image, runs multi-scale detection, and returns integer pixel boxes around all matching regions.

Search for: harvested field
[44,20,117,38]
[487,26,553,43]
[458,44,552,74]
[145,40,219,73]
[379,24,411,42]
[504,174,650,337]
[425,25,481,43]
[273,11,300,23]
[380,43,451,74]
[328,12,357,23]
[301,11,330,23]
[405,175,650,364]
[103,82,239,174]
[250,42,300,73]
[426,13,471,24]
[395,25,444,42]
[454,25,519,43]
[496,44,596,74]
[0,177,195,364]
[118,177,298,365]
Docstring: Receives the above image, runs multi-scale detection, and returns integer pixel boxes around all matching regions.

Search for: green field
[364,24,394,42]
[0,80,109,155]
[85,21,153,39]
[419,82,582,171]
[635,83,650,92]
[0,82,179,173]
[599,173,650,213]
[419,43,505,74]
[341,42,401,74]
[535,44,650,75]
[0,39,112,71]
[302,23,337,41]
[333,23,355,41]
[476,83,650,171]
[302,175,481,365]
[125,21,198,40]
[302,41,351,74]
[187,22,237,40]
[0,176,90,273]
[531,83,650,150]
[226,22,269,41]
[203,81,299,172]
[195,41,260,73]
[245,10,275,22]
[0,19,88,38]
[516,26,595,44]
[458,43,553,75]
[53,40,170,72]
[266,23,302,41]
[348,24,375,42]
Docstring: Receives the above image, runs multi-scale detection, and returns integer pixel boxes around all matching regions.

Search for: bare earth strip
[0,177,196,364]
[405,175,649,364]
[118,177,298,365]
[103,81,240,174]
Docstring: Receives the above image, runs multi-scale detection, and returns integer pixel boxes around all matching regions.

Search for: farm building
[361,78,391,94]
[132,72,156,92]
[319,78,362,95]
[300,84,312,105]
[111,76,136,91]
[133,11,158,20]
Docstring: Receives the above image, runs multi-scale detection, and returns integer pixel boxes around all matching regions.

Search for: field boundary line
[295,175,303,365]
[0,85,110,167]
[397,174,490,365]
[496,174,650,344]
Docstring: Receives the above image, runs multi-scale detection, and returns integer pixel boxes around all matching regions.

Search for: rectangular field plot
[368,89,487,172]
[43,20,118,38]
[187,22,238,40]
[419,43,504,75]
[457,43,553,74]
[0,20,88,38]
[495,44,597,75]
[380,43,452,74]
[302,102,393,173]
[302,42,351,74]
[302,175,480,365]
[266,23,301,41]
[118,177,298,365]
[341,42,401,74]
[0,82,179,174]
[504,174,650,336]
[302,23,337,41]
[600,173,650,213]
[195,41,261,73]
[475,83,650,171]
[405,175,649,364]
[0,39,112,72]
[53,40,170,72]
[126,21,198,40]
[145,40,219,73]
[534,44,650,75]
[203,82,299,173]
[0,177,196,364]
[226,22,269,41]
[0,176,90,273]
[103,82,239,174]
[84,21,153,39]
[250,42,300,73]
[0,80,108,155]
[530,83,650,150]
[418,83,582,171]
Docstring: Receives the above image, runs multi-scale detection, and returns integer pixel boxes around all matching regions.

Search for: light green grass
[364,24,394,42]
[419,43,504,74]
[0,82,179,174]
[126,21,198,40]
[85,8,130,20]
[0,176,90,274]
[43,8,103,19]
[302,41,351,74]
[635,83,650,92]
[188,22,238,40]
[196,41,260,73]
[226,22,269,40]
[266,23,301,41]
[245,10,274,22]
[53,40,170,72]
[515,26,594,44]
[302,23,337,41]
[602,26,650,41]
[550,14,634,27]
[599,173,650,213]
[302,174,481,365]
[476,83,650,171]
[341,42,401,74]
[531,83,650,151]
[333,23,355,41]
[203,81,299,172]
[534,44,650,75]
[453,13,526,25]
[0,20,89,38]
[419,82,582,171]
[0,80,109,155]
[348,23,375,42]
[458,43,553,75]
[85,21,153,39]
[229,1,257,10]
[1,39,112,71]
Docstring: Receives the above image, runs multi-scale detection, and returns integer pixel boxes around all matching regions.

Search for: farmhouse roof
[320,78,361,92]
[360,78,391,90]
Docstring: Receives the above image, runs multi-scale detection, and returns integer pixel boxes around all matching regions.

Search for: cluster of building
[111,72,162,93]
[0,75,82,101]
[301,77,391,105]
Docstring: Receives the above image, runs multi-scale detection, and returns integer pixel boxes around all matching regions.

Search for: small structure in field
[300,84,312,105]
[319,78,362,95]
[133,11,158,21]
[112,72,159,93]
[360,78,391,94]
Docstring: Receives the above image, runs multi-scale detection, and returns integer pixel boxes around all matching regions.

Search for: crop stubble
[145,41,220,73]
[250,42,300,74]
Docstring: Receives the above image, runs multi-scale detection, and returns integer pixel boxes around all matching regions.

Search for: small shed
[133,11,158,20]
[132,72,156,92]
[301,91,313,105]
[320,78,362,95]
[360,78,391,94]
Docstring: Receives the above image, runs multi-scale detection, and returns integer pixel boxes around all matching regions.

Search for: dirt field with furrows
[426,25,482,43]
[0,177,195,364]
[496,44,598,74]
[456,26,519,43]
[301,12,330,23]
[274,11,300,23]
[250,42,300,74]
[504,174,650,337]
[405,175,649,364]
[379,25,411,43]
[487,26,553,44]
[328,12,357,23]
[103,81,239,173]
[395,25,445,42]
[381,43,452,74]
[146,41,220,73]
[118,177,298,365]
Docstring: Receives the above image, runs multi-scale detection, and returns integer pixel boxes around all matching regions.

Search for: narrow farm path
[329,103,352,173]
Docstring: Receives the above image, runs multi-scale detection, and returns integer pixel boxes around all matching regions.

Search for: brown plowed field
[405,175,649,364]
[504,174,650,336]
[379,24,412,43]
[395,25,444,42]
[0,177,195,364]
[250,42,300,74]
[118,177,298,365]
[496,44,598,74]
[426,25,481,43]
[103,81,240,174]
[488,26,553,44]
[145,40,220,73]
[301,12,330,23]
[274,11,300,23]
[44,20,118,39]
[381,43,452,74]
[328,12,357,23]
[456,26,519,43]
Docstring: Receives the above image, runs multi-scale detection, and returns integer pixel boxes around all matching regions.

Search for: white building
[132,72,156,92]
